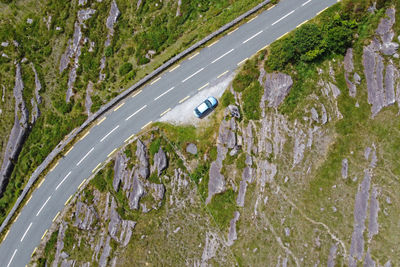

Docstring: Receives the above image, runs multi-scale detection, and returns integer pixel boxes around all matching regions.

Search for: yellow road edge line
[97,117,106,126]
[247,16,257,24]
[41,229,48,240]
[217,70,229,78]
[141,121,153,130]
[26,195,32,205]
[160,108,171,117]
[227,28,238,35]
[151,77,161,85]
[14,212,21,223]
[207,40,219,48]
[277,32,289,40]
[237,58,248,66]
[198,83,209,91]
[179,95,190,104]
[169,65,180,72]
[92,162,102,173]
[78,179,86,190]
[37,179,44,188]
[53,212,60,222]
[3,229,10,241]
[131,90,142,98]
[125,133,135,143]
[65,195,73,205]
[317,6,329,16]
[267,4,276,10]
[49,161,59,172]
[65,146,74,156]
[114,102,125,111]
[257,44,269,53]
[189,52,199,60]
[296,19,309,28]
[31,247,37,257]
[108,148,117,157]
[79,131,90,141]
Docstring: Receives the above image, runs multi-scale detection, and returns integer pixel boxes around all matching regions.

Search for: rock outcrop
[227,211,240,246]
[262,72,293,108]
[153,147,167,176]
[363,7,400,116]
[105,0,120,47]
[136,139,150,179]
[0,63,29,194]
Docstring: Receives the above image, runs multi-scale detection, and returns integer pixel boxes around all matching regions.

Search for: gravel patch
[159,73,235,126]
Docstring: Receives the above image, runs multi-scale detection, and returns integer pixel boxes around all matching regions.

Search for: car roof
[197,102,209,113]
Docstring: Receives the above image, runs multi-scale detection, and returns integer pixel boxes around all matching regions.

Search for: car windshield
[197,102,209,113]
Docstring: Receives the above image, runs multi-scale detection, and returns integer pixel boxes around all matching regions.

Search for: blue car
[194,96,218,118]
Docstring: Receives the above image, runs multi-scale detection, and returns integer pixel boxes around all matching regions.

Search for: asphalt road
[0,0,338,265]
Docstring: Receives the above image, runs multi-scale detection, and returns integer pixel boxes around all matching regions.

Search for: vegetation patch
[207,189,237,229]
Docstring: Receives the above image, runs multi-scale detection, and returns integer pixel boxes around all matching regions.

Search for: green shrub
[220,90,235,107]
[236,153,247,170]
[90,170,107,192]
[119,62,133,76]
[105,46,113,57]
[190,163,209,184]
[242,83,262,120]
[232,59,259,92]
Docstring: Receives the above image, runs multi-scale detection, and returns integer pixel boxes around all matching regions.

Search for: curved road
[0,0,337,265]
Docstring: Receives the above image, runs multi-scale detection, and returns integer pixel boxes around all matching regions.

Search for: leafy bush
[267,15,357,71]
[149,138,161,156]
[119,62,133,76]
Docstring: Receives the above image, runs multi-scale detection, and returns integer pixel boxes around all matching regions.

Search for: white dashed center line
[211,49,234,64]
[182,68,204,83]
[100,125,119,142]
[242,30,263,44]
[271,10,295,26]
[56,171,72,191]
[154,87,175,100]
[125,105,147,121]
[36,196,51,216]
[302,0,312,6]
[76,147,94,166]
[20,222,33,242]
[7,249,17,267]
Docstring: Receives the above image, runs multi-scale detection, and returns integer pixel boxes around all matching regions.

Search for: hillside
[31,0,400,266]
[0,0,269,224]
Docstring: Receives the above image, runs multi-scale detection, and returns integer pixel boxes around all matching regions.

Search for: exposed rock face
[201,232,220,265]
[344,48,357,97]
[368,186,379,240]
[99,236,111,267]
[105,0,120,47]
[363,7,400,116]
[73,200,99,231]
[376,8,398,55]
[327,243,337,267]
[153,147,167,176]
[228,105,240,119]
[0,63,29,194]
[349,169,372,266]
[341,158,348,179]
[108,196,136,246]
[262,73,293,108]
[136,139,150,179]
[30,63,42,124]
[186,143,197,155]
[59,8,95,102]
[128,170,145,210]
[113,152,129,192]
[227,211,240,246]
[52,222,68,267]
[85,81,94,116]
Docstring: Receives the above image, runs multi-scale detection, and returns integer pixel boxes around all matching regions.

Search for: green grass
[207,189,237,229]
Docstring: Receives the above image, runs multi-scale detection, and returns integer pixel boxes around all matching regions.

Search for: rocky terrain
[32,2,400,266]
[0,0,268,224]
